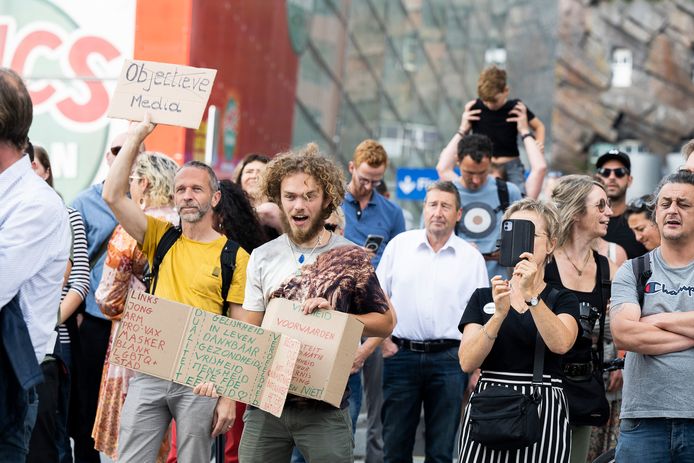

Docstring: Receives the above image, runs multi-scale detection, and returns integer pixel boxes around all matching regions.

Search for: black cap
[596,149,630,171]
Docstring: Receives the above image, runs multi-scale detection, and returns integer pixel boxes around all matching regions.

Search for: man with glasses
[437,133,522,278]
[70,132,144,462]
[595,149,647,259]
[341,139,405,463]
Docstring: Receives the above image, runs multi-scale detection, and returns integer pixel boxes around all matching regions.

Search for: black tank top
[545,251,607,363]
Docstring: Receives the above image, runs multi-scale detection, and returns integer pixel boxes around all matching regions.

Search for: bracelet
[521,132,535,140]
[481,324,497,341]
[456,130,466,138]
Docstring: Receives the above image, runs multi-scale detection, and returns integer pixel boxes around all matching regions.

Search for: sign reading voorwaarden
[107,59,217,129]
[110,289,300,417]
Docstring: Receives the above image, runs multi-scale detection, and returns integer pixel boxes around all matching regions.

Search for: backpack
[631,251,652,307]
[145,226,240,317]
[494,178,510,213]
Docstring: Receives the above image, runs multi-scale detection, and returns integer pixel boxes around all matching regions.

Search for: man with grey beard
[102,116,249,462]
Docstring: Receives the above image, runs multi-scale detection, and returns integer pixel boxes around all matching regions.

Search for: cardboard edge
[322,315,364,408]
[257,334,301,417]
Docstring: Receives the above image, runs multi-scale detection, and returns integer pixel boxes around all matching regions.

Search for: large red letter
[56,36,120,123]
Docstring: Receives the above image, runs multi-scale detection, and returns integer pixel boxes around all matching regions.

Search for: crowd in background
[3,62,694,463]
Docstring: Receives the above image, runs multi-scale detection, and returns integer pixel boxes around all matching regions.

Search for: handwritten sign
[262,298,364,407]
[110,290,300,417]
[107,59,217,129]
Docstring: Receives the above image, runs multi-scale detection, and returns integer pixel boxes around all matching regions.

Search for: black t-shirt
[470,98,536,158]
[458,285,579,377]
[605,214,647,259]
[545,251,607,364]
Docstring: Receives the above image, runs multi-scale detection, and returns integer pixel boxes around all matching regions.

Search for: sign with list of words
[262,299,365,407]
[110,290,300,417]
[107,59,217,129]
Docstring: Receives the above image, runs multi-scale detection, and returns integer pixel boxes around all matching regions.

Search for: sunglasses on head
[597,167,629,178]
[627,195,653,214]
[110,146,122,156]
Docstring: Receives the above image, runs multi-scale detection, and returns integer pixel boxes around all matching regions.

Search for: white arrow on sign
[398,175,417,195]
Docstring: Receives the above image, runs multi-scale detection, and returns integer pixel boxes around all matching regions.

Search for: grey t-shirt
[611,249,694,419]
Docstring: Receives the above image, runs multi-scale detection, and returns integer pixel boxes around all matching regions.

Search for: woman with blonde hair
[93,152,179,461]
[458,198,579,462]
[548,175,615,463]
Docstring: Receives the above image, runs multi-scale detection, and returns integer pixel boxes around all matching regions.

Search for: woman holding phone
[458,198,580,462]
[548,175,615,463]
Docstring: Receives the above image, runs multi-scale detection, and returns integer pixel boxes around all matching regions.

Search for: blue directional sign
[396,167,440,201]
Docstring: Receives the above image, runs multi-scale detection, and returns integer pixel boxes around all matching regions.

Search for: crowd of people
[2,61,694,463]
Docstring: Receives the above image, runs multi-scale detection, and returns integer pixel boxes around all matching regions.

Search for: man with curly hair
[226,144,395,462]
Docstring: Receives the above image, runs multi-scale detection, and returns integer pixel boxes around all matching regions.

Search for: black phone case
[499,219,535,268]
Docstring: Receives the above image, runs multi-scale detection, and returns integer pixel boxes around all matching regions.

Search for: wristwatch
[526,296,540,308]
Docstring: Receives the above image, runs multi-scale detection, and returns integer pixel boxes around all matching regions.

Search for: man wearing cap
[595,149,647,259]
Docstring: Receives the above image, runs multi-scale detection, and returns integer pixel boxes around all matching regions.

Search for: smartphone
[498,219,535,268]
[364,234,385,253]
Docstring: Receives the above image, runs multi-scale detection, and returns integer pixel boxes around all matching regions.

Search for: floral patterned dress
[92,207,178,461]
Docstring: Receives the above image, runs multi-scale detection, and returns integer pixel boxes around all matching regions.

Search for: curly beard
[280,210,326,245]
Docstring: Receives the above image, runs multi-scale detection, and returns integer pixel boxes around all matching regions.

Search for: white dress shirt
[376,229,488,341]
[0,155,71,361]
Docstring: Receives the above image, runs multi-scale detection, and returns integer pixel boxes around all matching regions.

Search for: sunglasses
[597,167,629,178]
[627,195,653,214]
[110,146,122,156]
[324,223,339,232]
[594,198,611,212]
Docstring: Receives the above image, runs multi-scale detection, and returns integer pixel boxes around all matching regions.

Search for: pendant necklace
[287,231,325,276]
[563,249,591,276]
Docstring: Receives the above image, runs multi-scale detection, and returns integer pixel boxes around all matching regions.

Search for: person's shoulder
[388,229,422,247]
[251,234,287,257]
[472,98,484,109]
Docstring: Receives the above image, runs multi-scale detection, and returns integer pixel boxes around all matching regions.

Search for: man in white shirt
[377,180,488,463]
[0,68,71,460]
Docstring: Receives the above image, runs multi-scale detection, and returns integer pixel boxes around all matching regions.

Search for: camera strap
[531,288,560,394]
[596,252,610,366]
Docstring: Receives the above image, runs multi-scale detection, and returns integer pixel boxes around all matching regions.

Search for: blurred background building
[3,0,694,206]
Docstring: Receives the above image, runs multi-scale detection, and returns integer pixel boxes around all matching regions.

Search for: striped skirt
[458,371,571,463]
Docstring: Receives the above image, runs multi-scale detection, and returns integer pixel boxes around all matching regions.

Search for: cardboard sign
[110,290,300,417]
[107,59,217,129]
[261,298,364,407]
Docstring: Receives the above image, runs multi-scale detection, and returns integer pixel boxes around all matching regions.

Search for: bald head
[106,132,146,167]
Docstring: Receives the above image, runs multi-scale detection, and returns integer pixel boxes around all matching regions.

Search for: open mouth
[292,215,309,226]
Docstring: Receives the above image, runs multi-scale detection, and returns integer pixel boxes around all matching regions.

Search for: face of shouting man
[279,172,329,245]
[174,166,220,224]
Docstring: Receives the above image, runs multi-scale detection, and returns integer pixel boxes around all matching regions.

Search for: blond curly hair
[261,143,345,220]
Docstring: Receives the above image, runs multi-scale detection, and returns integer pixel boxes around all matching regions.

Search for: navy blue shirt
[342,191,406,267]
